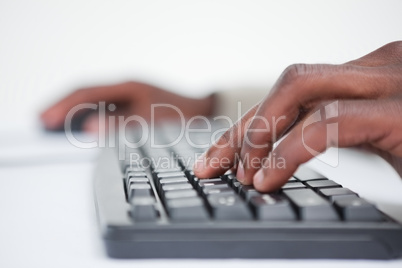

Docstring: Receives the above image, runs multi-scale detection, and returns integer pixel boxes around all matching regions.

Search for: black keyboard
[94,125,402,259]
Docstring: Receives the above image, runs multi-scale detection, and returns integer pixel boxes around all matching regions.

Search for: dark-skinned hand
[194,41,402,192]
[41,81,214,132]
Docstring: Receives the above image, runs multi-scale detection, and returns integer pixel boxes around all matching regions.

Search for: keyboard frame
[94,147,402,259]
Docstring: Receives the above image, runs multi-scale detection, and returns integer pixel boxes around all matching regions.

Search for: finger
[252,99,399,192]
[239,63,401,184]
[41,82,140,129]
[193,103,260,178]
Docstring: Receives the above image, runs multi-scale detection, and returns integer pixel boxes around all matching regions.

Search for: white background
[1,0,401,128]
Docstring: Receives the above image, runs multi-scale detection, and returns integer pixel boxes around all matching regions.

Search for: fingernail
[254,168,265,186]
[236,160,245,182]
[193,153,206,173]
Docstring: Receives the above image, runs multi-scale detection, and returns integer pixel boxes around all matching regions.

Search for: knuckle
[382,41,402,55]
[275,63,322,97]
[280,63,311,85]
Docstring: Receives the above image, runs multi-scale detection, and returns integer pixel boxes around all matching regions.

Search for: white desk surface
[1,128,402,268]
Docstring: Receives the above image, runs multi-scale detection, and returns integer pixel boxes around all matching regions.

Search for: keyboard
[94,123,402,259]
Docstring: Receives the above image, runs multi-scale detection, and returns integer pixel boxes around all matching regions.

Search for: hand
[194,41,402,192]
[41,81,214,132]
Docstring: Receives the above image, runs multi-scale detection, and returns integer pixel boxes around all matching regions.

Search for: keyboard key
[153,167,182,173]
[161,182,193,192]
[239,185,262,201]
[202,187,234,197]
[127,171,148,178]
[284,189,339,221]
[128,177,149,184]
[159,177,189,185]
[319,187,358,202]
[156,171,186,178]
[197,178,224,185]
[197,180,228,191]
[125,167,146,173]
[281,182,306,190]
[250,194,296,221]
[231,180,243,193]
[222,174,236,183]
[166,197,209,221]
[293,166,326,181]
[198,178,229,189]
[305,179,341,189]
[226,176,239,186]
[128,183,152,199]
[164,189,198,199]
[224,170,234,175]
[334,197,383,222]
[189,175,200,185]
[155,177,193,192]
[130,198,158,222]
[222,175,233,185]
[207,195,252,220]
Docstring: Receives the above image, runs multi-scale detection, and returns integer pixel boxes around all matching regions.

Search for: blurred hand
[194,41,402,192]
[41,81,214,132]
